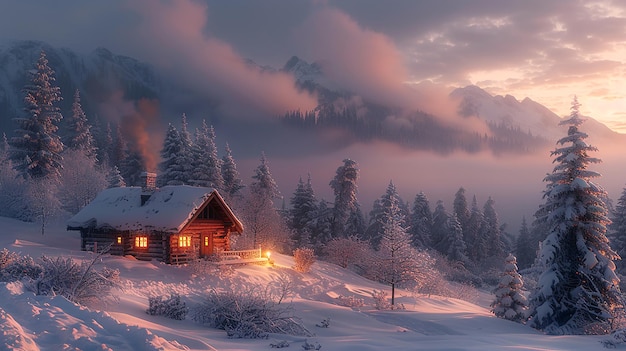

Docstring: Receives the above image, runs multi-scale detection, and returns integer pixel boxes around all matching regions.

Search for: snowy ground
[0,217,618,350]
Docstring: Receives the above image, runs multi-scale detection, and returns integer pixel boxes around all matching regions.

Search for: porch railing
[217,247,262,260]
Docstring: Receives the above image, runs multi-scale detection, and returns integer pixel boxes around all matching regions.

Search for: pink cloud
[122,0,318,117]
[295,7,490,134]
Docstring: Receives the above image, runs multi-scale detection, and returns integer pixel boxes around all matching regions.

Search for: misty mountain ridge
[0,40,620,156]
[0,40,169,145]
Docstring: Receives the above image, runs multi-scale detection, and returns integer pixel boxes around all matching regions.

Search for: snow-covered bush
[491,254,528,323]
[293,247,315,273]
[335,294,365,308]
[147,293,188,320]
[316,317,330,328]
[270,340,290,348]
[602,328,626,348]
[30,255,120,306]
[323,236,370,269]
[302,340,322,350]
[0,252,42,282]
[192,284,312,339]
[372,290,401,310]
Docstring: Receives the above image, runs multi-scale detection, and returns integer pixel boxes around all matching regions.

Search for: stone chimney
[140,172,157,205]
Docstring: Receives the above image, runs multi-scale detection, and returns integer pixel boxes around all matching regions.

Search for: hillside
[0,217,616,350]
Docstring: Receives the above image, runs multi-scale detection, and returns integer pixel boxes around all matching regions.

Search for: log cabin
[66,172,244,264]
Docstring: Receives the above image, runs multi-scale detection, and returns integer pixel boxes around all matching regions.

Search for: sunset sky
[1,0,626,133]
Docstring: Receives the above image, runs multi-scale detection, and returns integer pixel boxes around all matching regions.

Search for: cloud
[293,6,489,134]
[118,0,317,118]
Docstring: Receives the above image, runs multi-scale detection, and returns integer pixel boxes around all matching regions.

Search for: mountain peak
[281,56,322,82]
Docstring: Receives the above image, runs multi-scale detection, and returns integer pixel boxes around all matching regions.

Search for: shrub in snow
[0,249,41,282]
[316,317,330,328]
[270,340,290,348]
[192,283,312,339]
[323,236,370,269]
[335,295,365,308]
[491,254,528,323]
[147,294,189,320]
[602,329,626,348]
[371,290,404,310]
[293,247,315,273]
[302,340,322,350]
[30,255,120,306]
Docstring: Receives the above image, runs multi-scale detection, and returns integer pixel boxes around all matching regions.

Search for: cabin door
[201,233,214,257]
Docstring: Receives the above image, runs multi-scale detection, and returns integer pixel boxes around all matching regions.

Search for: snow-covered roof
[66,185,242,233]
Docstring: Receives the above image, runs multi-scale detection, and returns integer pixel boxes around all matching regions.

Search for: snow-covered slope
[0,216,616,350]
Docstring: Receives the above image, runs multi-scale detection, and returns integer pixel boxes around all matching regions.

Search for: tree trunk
[391,283,395,306]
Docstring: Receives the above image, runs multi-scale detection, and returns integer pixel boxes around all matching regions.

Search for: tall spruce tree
[191,121,223,190]
[66,89,97,160]
[446,213,469,264]
[408,192,433,249]
[431,200,450,254]
[241,153,284,249]
[221,143,244,199]
[330,159,364,238]
[157,123,186,186]
[367,181,407,249]
[454,187,471,232]
[289,174,318,249]
[466,195,483,262]
[9,50,64,180]
[529,97,622,335]
[515,217,535,270]
[374,191,430,306]
[476,197,505,267]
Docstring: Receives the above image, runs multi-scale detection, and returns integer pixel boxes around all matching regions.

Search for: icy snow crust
[66,185,213,233]
[0,217,613,350]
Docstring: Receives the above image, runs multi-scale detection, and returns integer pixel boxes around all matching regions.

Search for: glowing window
[117,236,122,244]
[204,236,210,247]
[135,236,148,248]
[179,236,192,248]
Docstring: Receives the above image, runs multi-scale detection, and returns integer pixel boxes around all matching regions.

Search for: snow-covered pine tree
[609,187,626,275]
[366,181,408,249]
[112,123,128,170]
[491,254,528,323]
[453,187,471,234]
[528,97,622,335]
[446,213,469,264]
[311,199,334,253]
[158,123,186,186]
[465,195,483,262]
[240,153,285,249]
[107,165,126,188]
[178,113,194,185]
[99,122,114,167]
[330,159,363,238]
[119,150,145,187]
[344,204,367,240]
[289,175,318,249]
[408,192,433,249]
[374,193,435,306]
[431,200,450,254]
[221,143,244,199]
[515,217,535,270]
[191,121,223,190]
[9,50,64,180]
[65,89,97,160]
[475,197,505,267]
